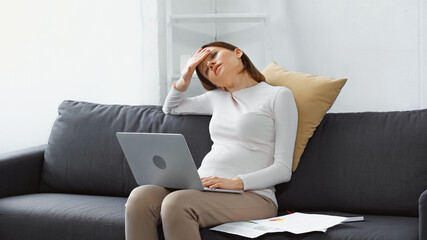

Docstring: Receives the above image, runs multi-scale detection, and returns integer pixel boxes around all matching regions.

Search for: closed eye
[205,52,217,75]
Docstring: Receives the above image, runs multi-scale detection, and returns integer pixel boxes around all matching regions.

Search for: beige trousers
[125,185,277,240]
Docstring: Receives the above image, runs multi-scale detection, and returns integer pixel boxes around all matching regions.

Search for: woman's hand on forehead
[185,48,211,77]
[175,48,211,92]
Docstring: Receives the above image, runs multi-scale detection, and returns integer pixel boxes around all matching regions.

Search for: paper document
[210,221,282,239]
[211,212,350,238]
[252,212,347,234]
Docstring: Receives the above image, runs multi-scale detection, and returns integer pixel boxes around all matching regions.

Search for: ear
[234,48,243,58]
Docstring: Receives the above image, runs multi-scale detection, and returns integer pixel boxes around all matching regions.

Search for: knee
[160,190,198,222]
[126,185,166,214]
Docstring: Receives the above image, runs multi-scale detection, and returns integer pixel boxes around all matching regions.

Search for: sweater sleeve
[238,88,298,190]
[162,84,213,115]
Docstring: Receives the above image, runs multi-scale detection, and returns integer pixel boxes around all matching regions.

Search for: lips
[213,64,222,75]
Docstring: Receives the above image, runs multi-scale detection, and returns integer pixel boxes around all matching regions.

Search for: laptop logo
[153,155,166,169]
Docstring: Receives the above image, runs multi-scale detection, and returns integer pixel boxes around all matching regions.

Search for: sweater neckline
[231,82,265,97]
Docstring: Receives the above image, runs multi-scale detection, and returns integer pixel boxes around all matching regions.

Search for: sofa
[1,100,426,240]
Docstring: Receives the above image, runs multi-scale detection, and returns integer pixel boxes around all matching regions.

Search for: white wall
[160,0,426,112]
[0,0,143,153]
[265,0,425,112]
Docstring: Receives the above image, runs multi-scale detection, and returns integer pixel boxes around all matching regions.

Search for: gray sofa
[1,100,426,240]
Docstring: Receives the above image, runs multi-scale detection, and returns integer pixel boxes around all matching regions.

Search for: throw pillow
[262,62,347,171]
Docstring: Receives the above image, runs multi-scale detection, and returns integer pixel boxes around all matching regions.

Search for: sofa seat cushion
[200,211,418,240]
[0,194,418,240]
[0,193,126,240]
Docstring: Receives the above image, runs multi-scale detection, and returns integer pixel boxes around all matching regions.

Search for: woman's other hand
[201,176,244,191]
[175,48,211,92]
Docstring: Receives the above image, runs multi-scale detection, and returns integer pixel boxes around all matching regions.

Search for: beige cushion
[262,62,347,171]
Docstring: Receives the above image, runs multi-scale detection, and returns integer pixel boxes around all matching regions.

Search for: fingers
[193,48,211,63]
[201,176,214,185]
[193,48,209,57]
[181,48,211,83]
[201,176,222,189]
[208,183,220,189]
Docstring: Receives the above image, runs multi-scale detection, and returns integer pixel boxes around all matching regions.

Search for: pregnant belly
[197,144,272,178]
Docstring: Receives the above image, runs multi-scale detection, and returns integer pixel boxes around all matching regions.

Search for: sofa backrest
[41,100,212,197]
[43,101,427,217]
[276,109,427,217]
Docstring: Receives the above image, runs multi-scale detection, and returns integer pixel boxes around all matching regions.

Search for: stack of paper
[210,212,349,238]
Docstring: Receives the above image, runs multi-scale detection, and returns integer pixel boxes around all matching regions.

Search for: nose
[207,61,215,69]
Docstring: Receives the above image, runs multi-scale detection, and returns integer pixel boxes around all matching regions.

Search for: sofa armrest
[0,145,45,198]
[420,189,427,240]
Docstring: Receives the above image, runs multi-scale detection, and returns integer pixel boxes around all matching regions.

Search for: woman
[125,41,298,240]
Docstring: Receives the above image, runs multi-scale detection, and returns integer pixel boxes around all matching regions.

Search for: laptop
[116,132,243,194]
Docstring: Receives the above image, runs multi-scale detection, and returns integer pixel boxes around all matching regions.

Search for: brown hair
[195,41,265,91]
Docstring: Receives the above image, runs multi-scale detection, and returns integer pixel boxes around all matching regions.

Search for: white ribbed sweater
[162,82,298,206]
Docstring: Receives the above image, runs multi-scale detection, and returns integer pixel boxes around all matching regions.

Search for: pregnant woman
[125,41,298,240]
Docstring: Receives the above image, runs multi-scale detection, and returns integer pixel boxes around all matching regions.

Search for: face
[197,46,244,89]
